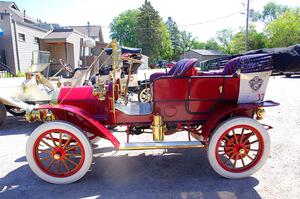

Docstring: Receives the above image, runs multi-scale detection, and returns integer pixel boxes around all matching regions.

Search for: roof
[68,25,104,42]
[43,29,73,40]
[0,1,47,32]
[42,29,86,43]
[190,49,226,56]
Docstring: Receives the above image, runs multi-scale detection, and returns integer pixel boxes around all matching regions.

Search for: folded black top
[244,44,300,72]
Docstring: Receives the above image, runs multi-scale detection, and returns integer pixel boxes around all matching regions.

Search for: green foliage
[266,9,300,47]
[192,39,221,51]
[205,38,221,50]
[192,40,206,49]
[229,25,267,54]
[216,28,233,53]
[165,17,181,60]
[158,22,173,60]
[110,9,140,47]
[250,1,289,25]
[179,30,194,55]
[136,0,162,62]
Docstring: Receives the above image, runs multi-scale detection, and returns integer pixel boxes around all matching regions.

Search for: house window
[34,37,39,44]
[18,33,25,42]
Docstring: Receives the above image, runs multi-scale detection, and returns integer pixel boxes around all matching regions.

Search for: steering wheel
[59,59,73,73]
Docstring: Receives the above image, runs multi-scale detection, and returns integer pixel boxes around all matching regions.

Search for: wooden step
[119,141,205,150]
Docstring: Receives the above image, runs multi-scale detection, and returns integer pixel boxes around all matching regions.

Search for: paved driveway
[0,75,300,199]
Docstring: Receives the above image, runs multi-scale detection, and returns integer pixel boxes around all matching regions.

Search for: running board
[119,141,205,150]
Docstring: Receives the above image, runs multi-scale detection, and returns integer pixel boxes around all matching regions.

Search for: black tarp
[244,44,300,72]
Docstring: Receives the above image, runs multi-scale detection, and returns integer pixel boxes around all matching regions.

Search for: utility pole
[87,21,91,38]
[245,0,250,51]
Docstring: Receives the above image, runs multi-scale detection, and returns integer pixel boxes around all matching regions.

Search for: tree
[216,28,234,53]
[229,25,267,54]
[165,17,181,60]
[136,0,162,62]
[110,9,140,47]
[266,9,300,47]
[205,38,221,50]
[192,40,206,49]
[158,22,173,60]
[179,30,194,55]
[250,2,289,25]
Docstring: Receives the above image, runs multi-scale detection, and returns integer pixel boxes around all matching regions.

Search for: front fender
[202,100,279,141]
[35,104,120,149]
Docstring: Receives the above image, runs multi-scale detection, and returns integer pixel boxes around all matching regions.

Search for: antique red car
[25,43,300,184]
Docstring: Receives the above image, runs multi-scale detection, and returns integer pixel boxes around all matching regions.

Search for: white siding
[15,23,46,72]
[67,32,85,68]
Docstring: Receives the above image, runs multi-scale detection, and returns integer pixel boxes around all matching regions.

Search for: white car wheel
[207,117,270,179]
[26,121,93,184]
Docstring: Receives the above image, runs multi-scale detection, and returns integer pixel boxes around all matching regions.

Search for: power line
[101,10,245,30]
[178,11,245,27]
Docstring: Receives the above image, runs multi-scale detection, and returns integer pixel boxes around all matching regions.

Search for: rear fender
[202,100,279,141]
[35,104,120,149]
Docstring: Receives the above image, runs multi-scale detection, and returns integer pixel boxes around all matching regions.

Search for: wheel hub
[51,148,66,160]
[53,153,60,160]
[239,148,246,155]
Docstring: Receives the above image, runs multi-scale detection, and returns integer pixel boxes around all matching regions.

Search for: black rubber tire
[6,106,26,116]
[285,74,292,78]
[0,103,7,126]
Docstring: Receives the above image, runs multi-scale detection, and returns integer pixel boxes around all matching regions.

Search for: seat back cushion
[168,59,188,75]
[176,58,198,76]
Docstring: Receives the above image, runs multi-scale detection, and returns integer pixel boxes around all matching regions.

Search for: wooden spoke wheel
[207,117,270,179]
[26,121,92,184]
[138,87,151,103]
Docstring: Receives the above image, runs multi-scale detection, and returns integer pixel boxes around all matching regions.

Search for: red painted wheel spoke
[223,136,235,145]
[63,136,73,149]
[248,148,259,152]
[66,145,79,151]
[232,129,238,144]
[245,140,259,146]
[239,154,245,167]
[233,154,239,168]
[239,128,245,143]
[61,159,70,172]
[47,159,55,170]
[38,149,52,154]
[49,133,58,147]
[59,132,62,147]
[223,153,235,165]
[242,133,255,144]
[65,157,79,166]
[41,139,54,149]
[65,153,82,157]
[246,154,254,161]
[57,160,60,174]
[40,156,51,162]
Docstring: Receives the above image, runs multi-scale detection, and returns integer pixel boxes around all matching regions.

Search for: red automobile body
[36,71,278,149]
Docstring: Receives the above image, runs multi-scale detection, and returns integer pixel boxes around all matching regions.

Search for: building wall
[15,23,46,72]
[180,51,225,62]
[67,32,84,68]
[0,14,16,73]
[180,51,202,60]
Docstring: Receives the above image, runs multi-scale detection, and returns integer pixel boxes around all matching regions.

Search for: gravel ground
[0,75,299,199]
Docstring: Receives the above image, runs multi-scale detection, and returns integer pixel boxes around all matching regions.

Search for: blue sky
[11,0,300,42]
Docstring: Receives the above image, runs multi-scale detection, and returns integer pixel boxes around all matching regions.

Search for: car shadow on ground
[0,147,261,199]
[0,115,39,136]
